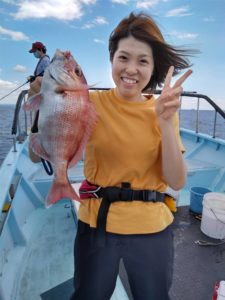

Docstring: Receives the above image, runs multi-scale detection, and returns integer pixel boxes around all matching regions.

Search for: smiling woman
[108,12,195,91]
[111,36,154,102]
[68,11,196,300]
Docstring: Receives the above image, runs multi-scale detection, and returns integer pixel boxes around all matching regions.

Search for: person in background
[27,41,50,98]
[27,42,50,162]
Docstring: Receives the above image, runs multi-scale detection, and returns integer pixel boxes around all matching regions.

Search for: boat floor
[12,202,225,300]
[170,206,225,300]
[10,200,130,300]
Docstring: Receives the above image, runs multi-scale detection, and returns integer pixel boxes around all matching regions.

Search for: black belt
[85,182,166,247]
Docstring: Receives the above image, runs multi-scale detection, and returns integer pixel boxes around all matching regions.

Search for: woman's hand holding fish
[155,66,192,122]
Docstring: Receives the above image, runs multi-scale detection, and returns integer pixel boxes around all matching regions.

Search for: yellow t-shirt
[78,89,184,234]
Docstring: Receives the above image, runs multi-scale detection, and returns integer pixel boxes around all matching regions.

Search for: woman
[70,12,193,300]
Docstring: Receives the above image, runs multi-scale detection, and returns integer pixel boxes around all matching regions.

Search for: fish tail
[46,179,81,206]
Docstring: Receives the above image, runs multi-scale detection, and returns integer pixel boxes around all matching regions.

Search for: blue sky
[0,0,225,109]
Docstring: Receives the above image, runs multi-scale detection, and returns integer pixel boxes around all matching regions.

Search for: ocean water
[0,104,224,166]
[0,104,31,166]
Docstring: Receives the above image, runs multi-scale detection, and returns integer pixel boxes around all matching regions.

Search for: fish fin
[46,179,81,206]
[23,93,42,111]
[88,82,101,88]
[68,147,83,168]
[29,133,50,161]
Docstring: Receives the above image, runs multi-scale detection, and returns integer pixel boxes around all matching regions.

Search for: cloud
[170,31,198,39]
[0,76,29,102]
[12,0,97,21]
[111,0,167,5]
[1,0,17,3]
[13,65,27,73]
[0,26,29,41]
[0,79,27,104]
[136,0,160,9]
[82,23,94,29]
[203,16,215,22]
[95,16,108,25]
[111,0,130,4]
[166,6,193,17]
[94,39,105,44]
[0,79,17,89]
[82,16,108,29]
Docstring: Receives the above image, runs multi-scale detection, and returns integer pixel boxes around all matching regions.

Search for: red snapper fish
[23,49,97,206]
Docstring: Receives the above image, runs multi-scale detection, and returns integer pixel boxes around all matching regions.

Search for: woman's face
[111,35,154,102]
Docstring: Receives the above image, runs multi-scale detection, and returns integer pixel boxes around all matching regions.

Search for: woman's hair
[109,12,196,90]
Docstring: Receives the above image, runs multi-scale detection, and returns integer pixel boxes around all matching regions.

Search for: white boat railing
[181,92,225,139]
[11,89,33,152]
[9,88,225,154]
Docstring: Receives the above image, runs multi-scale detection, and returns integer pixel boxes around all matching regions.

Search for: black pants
[70,221,174,300]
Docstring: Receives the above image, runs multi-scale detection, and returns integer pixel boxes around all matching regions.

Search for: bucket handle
[209,208,225,225]
[195,239,225,246]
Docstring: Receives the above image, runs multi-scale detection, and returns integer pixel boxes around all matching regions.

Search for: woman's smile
[121,76,138,85]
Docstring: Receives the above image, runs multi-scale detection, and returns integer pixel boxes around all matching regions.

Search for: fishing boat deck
[1,199,131,300]
[0,127,225,299]
[3,196,225,300]
[39,204,225,300]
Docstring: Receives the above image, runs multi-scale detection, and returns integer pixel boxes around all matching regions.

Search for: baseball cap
[29,42,46,53]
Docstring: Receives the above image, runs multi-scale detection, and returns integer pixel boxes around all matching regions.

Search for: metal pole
[213,111,217,138]
[12,135,17,152]
[196,97,200,134]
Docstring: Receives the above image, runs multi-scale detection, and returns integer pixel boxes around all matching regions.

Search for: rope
[195,239,225,246]
[0,81,29,102]
[40,158,53,176]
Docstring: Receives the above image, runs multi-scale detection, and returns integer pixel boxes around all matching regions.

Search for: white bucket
[201,192,225,239]
[217,281,225,300]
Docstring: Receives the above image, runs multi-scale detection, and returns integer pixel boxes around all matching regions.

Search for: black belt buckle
[143,190,157,202]
[150,190,157,202]
[104,187,118,202]
[120,182,133,201]
[120,188,133,201]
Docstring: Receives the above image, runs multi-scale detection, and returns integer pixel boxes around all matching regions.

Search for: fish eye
[75,66,82,77]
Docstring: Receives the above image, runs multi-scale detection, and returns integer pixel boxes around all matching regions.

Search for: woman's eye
[118,55,127,60]
[140,59,148,64]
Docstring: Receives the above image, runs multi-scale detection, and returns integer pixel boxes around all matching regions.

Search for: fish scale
[23,49,97,206]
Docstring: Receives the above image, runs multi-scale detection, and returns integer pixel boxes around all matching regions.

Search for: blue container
[190,187,212,214]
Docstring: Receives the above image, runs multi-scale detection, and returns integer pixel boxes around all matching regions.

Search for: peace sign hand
[155,66,192,121]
